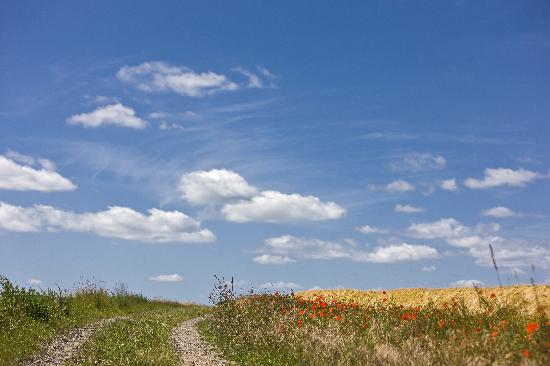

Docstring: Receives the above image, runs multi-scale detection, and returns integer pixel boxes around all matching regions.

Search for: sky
[1,1,549,303]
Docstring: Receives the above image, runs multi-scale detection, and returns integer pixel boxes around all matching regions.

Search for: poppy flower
[335,315,342,321]
[526,322,539,335]
[297,320,303,327]
[522,349,530,358]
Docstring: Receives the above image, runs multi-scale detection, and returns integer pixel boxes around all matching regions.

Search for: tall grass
[202,278,550,365]
[1,275,160,365]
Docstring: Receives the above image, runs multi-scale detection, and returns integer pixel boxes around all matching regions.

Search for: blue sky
[1,1,549,303]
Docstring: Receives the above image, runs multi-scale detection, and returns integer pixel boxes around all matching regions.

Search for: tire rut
[171,317,230,366]
[23,317,122,366]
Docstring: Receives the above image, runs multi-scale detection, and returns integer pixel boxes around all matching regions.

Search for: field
[3,274,550,365]
[298,286,550,315]
[202,280,550,365]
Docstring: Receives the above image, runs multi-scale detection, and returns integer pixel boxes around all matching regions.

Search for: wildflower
[297,319,303,327]
[491,330,498,338]
[547,341,550,349]
[522,349,530,358]
[335,315,342,321]
[318,311,325,318]
[298,309,305,316]
[490,293,496,298]
[546,320,550,326]
[526,322,539,335]
[309,313,316,319]
[438,320,445,328]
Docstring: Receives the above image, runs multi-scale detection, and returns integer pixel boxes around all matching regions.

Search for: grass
[202,279,550,365]
[0,275,206,365]
[69,304,208,365]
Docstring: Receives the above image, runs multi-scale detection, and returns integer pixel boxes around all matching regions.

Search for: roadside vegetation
[69,304,206,365]
[0,275,206,365]
[202,278,550,365]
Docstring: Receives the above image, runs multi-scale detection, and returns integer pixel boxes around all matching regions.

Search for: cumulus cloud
[222,191,345,223]
[421,265,437,272]
[354,243,438,263]
[117,61,239,97]
[482,206,517,218]
[384,179,415,193]
[260,281,302,290]
[180,169,345,223]
[0,155,76,192]
[257,235,437,264]
[67,104,147,129]
[408,217,550,270]
[391,153,446,172]
[356,225,386,234]
[451,280,483,288]
[0,201,214,243]
[253,254,295,265]
[148,274,183,282]
[439,179,458,191]
[395,204,425,213]
[179,169,258,205]
[464,168,541,189]
[28,278,42,285]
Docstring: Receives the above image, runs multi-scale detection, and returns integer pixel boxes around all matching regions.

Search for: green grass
[0,275,205,365]
[201,282,550,366]
[69,304,208,366]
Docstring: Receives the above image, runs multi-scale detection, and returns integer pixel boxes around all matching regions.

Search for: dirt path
[23,317,120,366]
[171,317,230,366]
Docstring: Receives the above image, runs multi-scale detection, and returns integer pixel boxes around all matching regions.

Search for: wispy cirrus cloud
[391,153,446,172]
[0,155,76,192]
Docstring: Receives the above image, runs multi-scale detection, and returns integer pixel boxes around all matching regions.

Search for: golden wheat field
[298,285,550,315]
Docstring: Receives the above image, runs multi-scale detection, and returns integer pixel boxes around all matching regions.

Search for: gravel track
[171,317,230,366]
[23,317,121,366]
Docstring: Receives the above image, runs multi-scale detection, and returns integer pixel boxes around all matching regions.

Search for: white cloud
[0,201,214,243]
[464,168,540,189]
[260,281,302,290]
[67,104,147,129]
[253,254,295,265]
[356,225,386,234]
[451,280,483,288]
[259,235,437,264]
[0,155,76,192]
[408,217,550,270]
[482,206,517,218]
[28,278,42,285]
[354,243,438,263]
[421,265,437,272]
[439,179,458,191]
[233,67,263,88]
[391,153,446,172]
[409,218,470,241]
[179,169,258,205]
[148,274,183,282]
[362,132,416,141]
[117,61,239,97]
[384,179,415,193]
[395,204,425,213]
[222,190,345,223]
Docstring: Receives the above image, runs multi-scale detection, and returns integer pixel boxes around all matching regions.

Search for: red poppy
[297,319,303,327]
[526,322,539,335]
[522,349,530,358]
[490,293,496,298]
[335,315,342,321]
